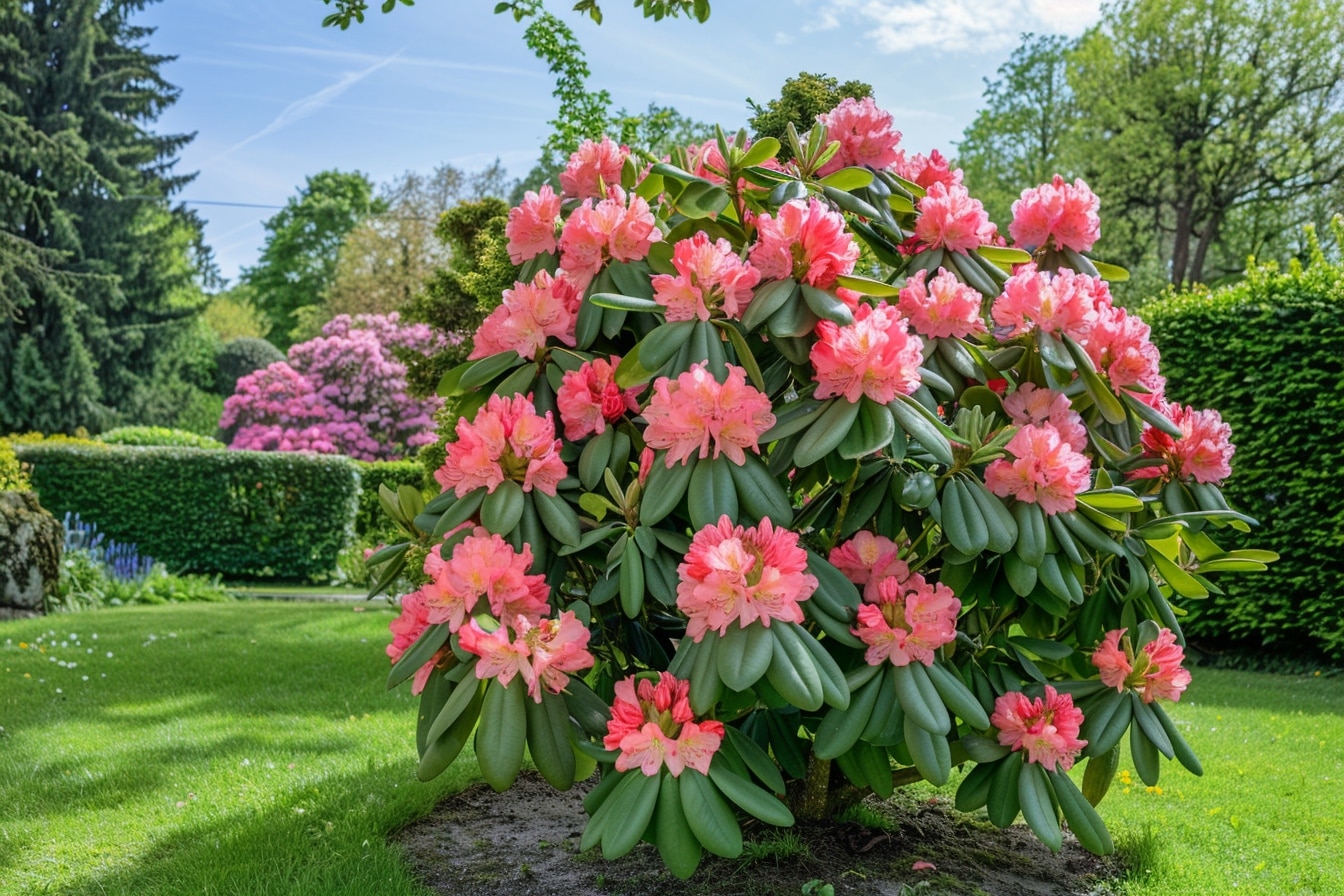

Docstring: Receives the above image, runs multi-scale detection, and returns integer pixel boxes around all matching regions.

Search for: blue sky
[139,0,1104,283]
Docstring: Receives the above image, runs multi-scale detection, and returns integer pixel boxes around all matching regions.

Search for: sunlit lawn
[2,602,1341,896]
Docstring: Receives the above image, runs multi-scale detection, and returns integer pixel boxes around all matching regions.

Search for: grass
[2,602,1342,895]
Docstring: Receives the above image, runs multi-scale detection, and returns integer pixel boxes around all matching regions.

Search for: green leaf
[977,246,1033,265]
[955,760,997,812]
[799,284,855,326]
[640,454,696,526]
[925,661,991,729]
[764,621,825,711]
[891,662,950,735]
[986,756,1023,828]
[838,398,896,460]
[459,350,524,391]
[889,394,957,465]
[1018,761,1062,852]
[687,454,738,530]
[1151,701,1203,776]
[480,479,525,536]
[1081,745,1121,806]
[723,726,786,795]
[717,623,774,691]
[619,538,646,618]
[475,678,527,791]
[903,714,951,785]
[740,278,798,332]
[794,624,850,709]
[424,673,483,745]
[712,319,765,391]
[590,292,663,313]
[655,770,703,878]
[675,181,731,219]
[1091,260,1130,282]
[387,623,449,690]
[727,454,793,527]
[941,477,990,555]
[531,489,582,547]
[817,166,874,191]
[1050,770,1115,855]
[1080,688,1132,757]
[737,136,781,169]
[601,769,662,859]
[417,677,484,782]
[640,320,697,371]
[525,688,577,790]
[1130,692,1175,759]
[680,770,743,858]
[709,764,795,826]
[1130,714,1162,787]
[793,397,861,466]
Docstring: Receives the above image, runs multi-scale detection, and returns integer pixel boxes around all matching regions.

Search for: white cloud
[807,0,1103,53]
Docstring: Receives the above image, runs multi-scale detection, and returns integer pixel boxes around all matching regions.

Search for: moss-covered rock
[0,491,61,618]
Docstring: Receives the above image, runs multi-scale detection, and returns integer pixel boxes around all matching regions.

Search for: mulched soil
[394,772,1125,896]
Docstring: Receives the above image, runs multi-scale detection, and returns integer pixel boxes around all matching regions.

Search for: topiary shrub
[17,443,359,581]
[1141,233,1344,659]
[216,337,286,396]
[96,426,226,450]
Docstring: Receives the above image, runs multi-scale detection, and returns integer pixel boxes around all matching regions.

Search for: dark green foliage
[402,199,517,396]
[95,426,224,450]
[216,337,287,396]
[354,460,425,540]
[1142,242,1344,657]
[747,73,873,161]
[0,439,29,492]
[17,443,359,581]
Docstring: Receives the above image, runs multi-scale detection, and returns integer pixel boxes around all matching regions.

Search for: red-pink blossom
[458,611,594,702]
[470,270,578,361]
[1003,383,1087,453]
[811,301,924,404]
[651,232,761,321]
[853,571,960,667]
[676,516,818,641]
[897,268,987,340]
[555,355,642,441]
[1009,175,1101,254]
[913,182,997,254]
[985,424,1092,515]
[892,149,962,190]
[749,198,859,290]
[1087,304,1165,396]
[642,363,775,467]
[816,96,902,177]
[421,532,550,631]
[558,187,661,286]
[991,686,1087,772]
[1138,402,1234,484]
[560,137,628,199]
[1092,627,1192,704]
[387,587,439,695]
[603,673,725,777]
[829,531,909,602]
[991,265,1105,343]
[435,393,567,497]
[505,185,562,264]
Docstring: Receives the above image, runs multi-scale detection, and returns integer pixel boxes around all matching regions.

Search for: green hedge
[0,438,28,491]
[354,460,428,540]
[16,444,359,581]
[96,426,226,450]
[1141,251,1344,658]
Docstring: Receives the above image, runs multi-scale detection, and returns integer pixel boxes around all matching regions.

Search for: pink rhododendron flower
[470,270,578,361]
[913,182,997,254]
[642,363,775,467]
[1010,175,1102,253]
[1137,402,1234,484]
[603,673,725,777]
[892,149,962,190]
[1092,627,1192,704]
[505,184,562,263]
[676,516,818,641]
[749,198,859,289]
[991,265,1105,343]
[555,355,642,441]
[651,232,761,321]
[897,268,987,340]
[816,96,902,177]
[1087,304,1165,396]
[558,187,661,286]
[853,571,960,667]
[559,137,628,199]
[829,531,909,602]
[811,301,924,404]
[421,533,550,631]
[984,424,1092,515]
[992,686,1087,772]
[459,612,593,702]
[387,588,440,695]
[1003,383,1087,453]
[435,393,567,497]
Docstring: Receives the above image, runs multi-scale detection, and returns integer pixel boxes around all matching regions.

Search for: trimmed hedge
[1141,251,1344,659]
[353,460,427,540]
[96,426,226,450]
[16,443,359,581]
[0,438,28,491]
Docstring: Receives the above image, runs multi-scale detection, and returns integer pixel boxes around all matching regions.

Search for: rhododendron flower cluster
[470,270,579,361]
[559,188,660,287]
[892,149,960,190]
[749,198,859,289]
[556,355,642,440]
[560,137,629,199]
[991,687,1088,772]
[897,269,987,340]
[1003,383,1088,453]
[991,265,1104,343]
[459,611,593,702]
[643,364,775,467]
[812,302,924,404]
[435,393,566,496]
[912,182,997,254]
[221,313,442,461]
[505,185,562,264]
[985,423,1093,514]
[829,531,909,602]
[651,232,761,321]
[1092,628,1192,704]
[816,96,902,177]
[853,570,960,667]
[604,673,725,776]
[677,516,817,640]
[420,531,549,630]
[1010,175,1102,254]
[1138,402,1234,484]
[386,588,438,695]
[1087,304,1165,395]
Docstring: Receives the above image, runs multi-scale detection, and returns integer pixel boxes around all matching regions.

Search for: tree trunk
[1170,200,1194,286]
[1188,208,1225,285]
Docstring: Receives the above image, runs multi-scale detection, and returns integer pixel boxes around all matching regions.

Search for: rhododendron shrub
[221,313,444,461]
[373,108,1270,875]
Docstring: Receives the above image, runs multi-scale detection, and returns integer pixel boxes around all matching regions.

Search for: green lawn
[2,603,1341,896]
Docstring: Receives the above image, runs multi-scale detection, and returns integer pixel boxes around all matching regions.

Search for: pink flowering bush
[221,313,443,461]
[374,108,1271,873]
